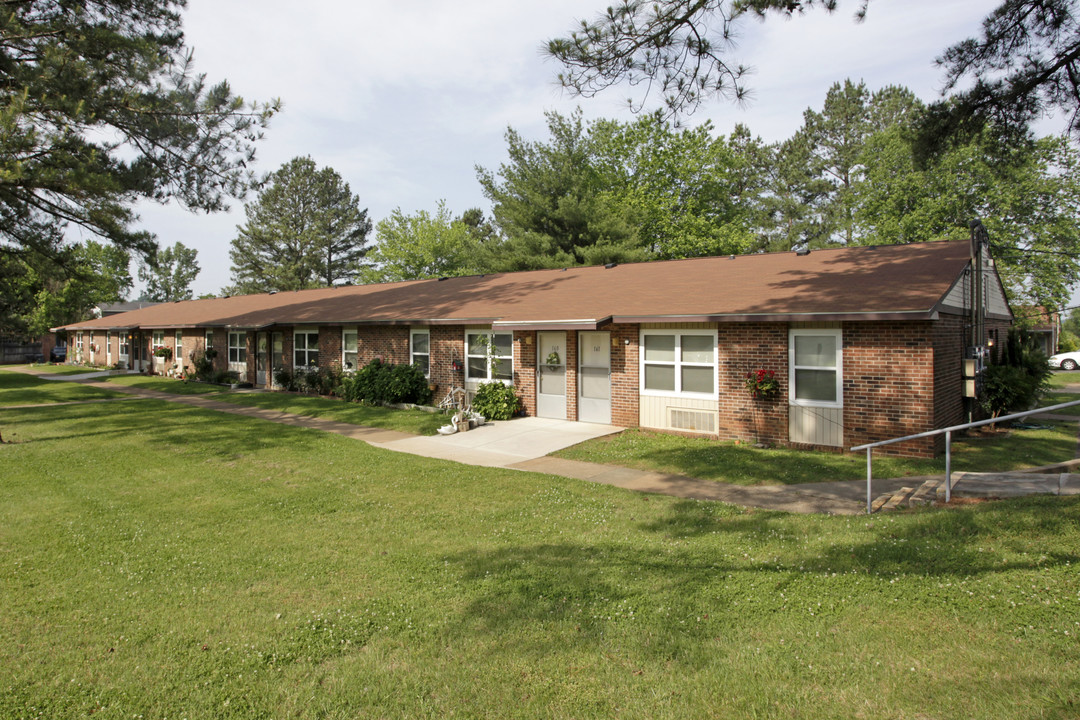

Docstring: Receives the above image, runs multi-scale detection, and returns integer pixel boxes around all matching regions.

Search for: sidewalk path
[6,365,1074,515]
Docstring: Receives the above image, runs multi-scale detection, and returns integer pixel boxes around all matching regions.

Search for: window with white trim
[466,331,512,382]
[228,332,247,364]
[106,331,112,363]
[342,329,358,371]
[75,331,84,357]
[175,331,183,363]
[118,332,129,360]
[205,329,214,351]
[789,328,842,407]
[640,329,717,397]
[411,329,430,377]
[294,330,318,368]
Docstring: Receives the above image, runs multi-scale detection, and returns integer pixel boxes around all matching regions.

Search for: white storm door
[536,331,567,419]
[578,331,611,424]
[256,332,268,386]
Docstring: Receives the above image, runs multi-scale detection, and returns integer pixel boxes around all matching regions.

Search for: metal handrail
[850,398,1080,513]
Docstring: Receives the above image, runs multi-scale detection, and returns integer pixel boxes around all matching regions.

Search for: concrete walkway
[8,365,1079,515]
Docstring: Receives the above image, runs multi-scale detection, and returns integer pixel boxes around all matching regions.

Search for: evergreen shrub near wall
[981,328,1051,418]
[339,359,432,406]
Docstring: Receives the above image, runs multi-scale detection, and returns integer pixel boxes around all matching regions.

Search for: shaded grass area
[0,368,126,406]
[1039,389,1080,416]
[1,401,1078,719]
[555,423,1079,485]
[104,374,229,395]
[217,389,447,435]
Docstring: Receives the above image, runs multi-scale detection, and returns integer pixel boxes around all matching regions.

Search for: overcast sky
[127,0,1011,297]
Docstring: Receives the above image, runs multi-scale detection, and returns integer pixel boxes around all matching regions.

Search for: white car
[1049,351,1080,371]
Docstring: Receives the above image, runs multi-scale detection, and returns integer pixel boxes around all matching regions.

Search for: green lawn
[103,374,230,395]
[23,362,104,375]
[1047,370,1080,389]
[217,389,448,435]
[555,422,1079,485]
[0,368,127,406]
[1,395,1078,718]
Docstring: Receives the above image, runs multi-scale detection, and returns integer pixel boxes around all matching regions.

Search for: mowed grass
[1,399,1079,718]
[103,374,229,395]
[0,368,126,406]
[215,389,448,435]
[555,422,1079,485]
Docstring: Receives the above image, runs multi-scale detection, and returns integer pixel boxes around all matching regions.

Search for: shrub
[191,350,216,382]
[339,359,432,405]
[212,369,238,385]
[273,366,297,392]
[981,328,1050,418]
[1058,330,1079,353]
[471,381,521,421]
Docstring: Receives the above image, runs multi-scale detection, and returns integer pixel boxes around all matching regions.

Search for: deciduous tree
[138,242,200,302]
[364,202,480,283]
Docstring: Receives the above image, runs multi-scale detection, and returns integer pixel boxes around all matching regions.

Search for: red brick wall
[842,321,936,457]
[514,331,537,416]
[320,326,343,370]
[610,324,639,428]
[429,326,466,401]
[715,323,789,446]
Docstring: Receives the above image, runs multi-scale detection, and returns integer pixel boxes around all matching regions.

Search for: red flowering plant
[744,368,780,400]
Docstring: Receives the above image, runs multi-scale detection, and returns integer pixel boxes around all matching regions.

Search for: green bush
[471,381,521,421]
[1058,330,1080,353]
[273,366,297,391]
[981,328,1051,418]
[339,359,431,405]
[191,350,216,382]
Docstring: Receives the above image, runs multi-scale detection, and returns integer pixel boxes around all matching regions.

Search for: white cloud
[143,0,1008,297]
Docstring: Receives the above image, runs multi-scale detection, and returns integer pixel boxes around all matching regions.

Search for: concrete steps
[871,472,1080,512]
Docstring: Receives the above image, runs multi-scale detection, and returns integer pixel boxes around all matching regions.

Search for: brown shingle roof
[57,241,977,332]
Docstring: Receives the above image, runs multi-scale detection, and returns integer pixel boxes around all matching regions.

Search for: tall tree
[477,110,647,271]
[548,1,1080,147]
[138,242,200,302]
[363,202,480,283]
[0,0,278,261]
[229,157,372,293]
[477,109,753,270]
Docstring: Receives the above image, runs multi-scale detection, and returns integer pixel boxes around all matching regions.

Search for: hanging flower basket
[744,368,780,400]
[153,346,173,360]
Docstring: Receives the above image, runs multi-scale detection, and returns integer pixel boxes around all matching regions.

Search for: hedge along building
[56,240,1011,457]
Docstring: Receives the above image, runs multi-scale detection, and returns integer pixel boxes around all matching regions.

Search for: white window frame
[788,328,843,409]
[294,328,319,368]
[118,331,129,364]
[342,328,358,372]
[205,329,214,351]
[175,331,183,364]
[75,331,84,361]
[639,329,718,399]
[410,328,430,378]
[228,331,247,365]
[106,331,112,365]
[465,330,513,384]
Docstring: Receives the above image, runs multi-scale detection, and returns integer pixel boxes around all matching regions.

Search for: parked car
[49,345,67,363]
[1048,350,1080,371]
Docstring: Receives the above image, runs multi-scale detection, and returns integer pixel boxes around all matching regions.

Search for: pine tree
[229,157,372,293]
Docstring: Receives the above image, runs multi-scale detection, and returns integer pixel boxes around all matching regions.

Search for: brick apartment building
[56,240,1012,457]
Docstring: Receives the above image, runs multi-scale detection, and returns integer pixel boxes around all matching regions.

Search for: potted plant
[744,368,780,400]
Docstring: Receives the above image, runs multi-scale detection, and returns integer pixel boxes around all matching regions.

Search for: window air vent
[669,408,716,433]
